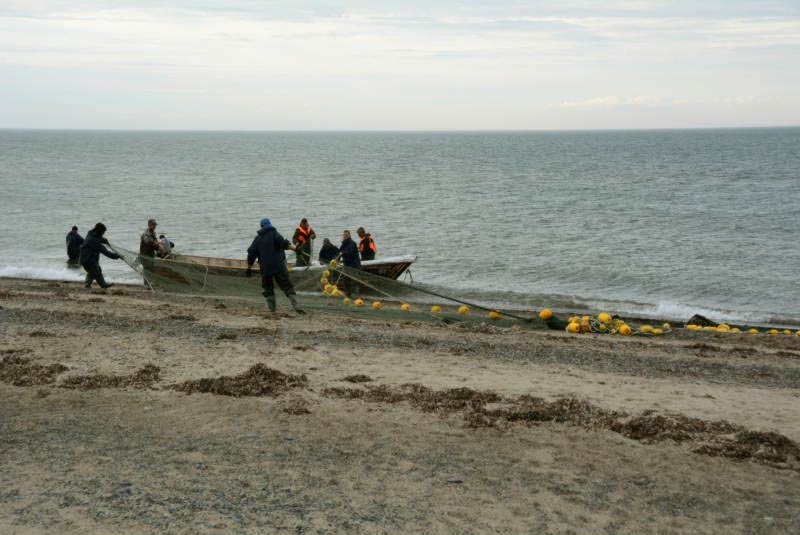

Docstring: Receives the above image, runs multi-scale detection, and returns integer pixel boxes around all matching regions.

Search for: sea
[1,128,798,325]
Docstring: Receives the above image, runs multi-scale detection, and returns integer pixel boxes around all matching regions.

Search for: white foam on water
[0,265,85,282]
[583,297,770,324]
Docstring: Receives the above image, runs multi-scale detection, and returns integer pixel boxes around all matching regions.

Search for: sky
[1,0,799,130]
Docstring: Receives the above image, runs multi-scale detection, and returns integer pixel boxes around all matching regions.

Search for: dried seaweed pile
[323,381,800,471]
[0,355,68,386]
[172,364,307,397]
[60,364,161,390]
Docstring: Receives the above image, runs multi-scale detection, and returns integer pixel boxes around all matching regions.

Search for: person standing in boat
[318,238,339,264]
[339,230,361,298]
[357,227,376,261]
[65,226,84,265]
[79,222,120,289]
[292,218,316,267]
[246,218,304,314]
[140,218,160,257]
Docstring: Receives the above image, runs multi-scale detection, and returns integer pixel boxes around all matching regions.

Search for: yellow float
[458,305,470,315]
[431,305,442,314]
[539,308,553,321]
[598,312,612,323]
[372,301,383,310]
[566,322,580,333]
[354,298,364,307]
[400,303,411,311]
[488,311,502,320]
[619,324,632,336]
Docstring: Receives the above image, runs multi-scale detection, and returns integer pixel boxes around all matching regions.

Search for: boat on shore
[140,252,416,294]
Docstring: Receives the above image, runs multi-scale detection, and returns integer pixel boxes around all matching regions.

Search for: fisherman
[79,222,120,289]
[65,226,84,264]
[339,230,361,297]
[140,218,160,257]
[318,238,339,264]
[246,218,304,314]
[357,227,377,261]
[292,218,316,267]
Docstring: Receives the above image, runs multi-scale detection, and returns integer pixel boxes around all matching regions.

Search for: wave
[0,265,86,282]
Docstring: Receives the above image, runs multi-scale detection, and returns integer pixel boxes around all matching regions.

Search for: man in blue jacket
[338,229,361,298]
[79,222,120,289]
[65,226,84,264]
[246,218,304,314]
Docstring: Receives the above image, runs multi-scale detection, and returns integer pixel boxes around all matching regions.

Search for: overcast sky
[1,1,798,130]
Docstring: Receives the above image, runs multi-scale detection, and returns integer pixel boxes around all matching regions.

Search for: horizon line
[1,125,799,134]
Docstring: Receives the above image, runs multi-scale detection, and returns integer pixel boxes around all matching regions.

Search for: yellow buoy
[652,328,663,335]
[323,284,333,293]
[662,322,671,329]
[566,322,580,333]
[748,328,759,334]
[320,277,329,286]
[796,330,800,336]
[488,311,501,320]
[322,270,330,278]
[703,326,717,332]
[431,305,442,314]
[715,325,729,333]
[400,303,411,311]
[331,288,342,297]
[769,329,778,335]
[354,298,364,307]
[619,324,632,336]
[568,316,578,324]
[342,297,352,306]
[597,323,607,332]
[372,301,383,310]
[783,329,792,335]
[730,327,741,333]
[329,259,338,268]
[458,305,470,315]
[539,308,553,321]
[598,312,612,323]
[640,325,654,334]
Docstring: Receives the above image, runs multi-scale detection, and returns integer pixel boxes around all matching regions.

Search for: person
[157,234,173,258]
[246,218,304,314]
[292,218,316,267]
[357,227,377,261]
[65,226,84,264]
[79,222,120,289]
[318,238,339,264]
[140,218,159,257]
[339,230,361,297]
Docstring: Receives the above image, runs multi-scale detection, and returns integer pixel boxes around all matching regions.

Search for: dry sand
[1,278,799,534]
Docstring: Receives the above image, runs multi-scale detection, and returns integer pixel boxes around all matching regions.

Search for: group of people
[247,218,378,313]
[66,217,378,314]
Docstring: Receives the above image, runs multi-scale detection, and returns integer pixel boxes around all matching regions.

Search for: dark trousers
[261,271,295,299]
[340,266,361,298]
[83,264,109,288]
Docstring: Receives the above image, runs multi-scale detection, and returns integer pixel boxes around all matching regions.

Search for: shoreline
[2,277,800,533]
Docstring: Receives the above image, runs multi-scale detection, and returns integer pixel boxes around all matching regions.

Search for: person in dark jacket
[318,238,339,264]
[140,218,159,257]
[246,218,303,314]
[339,230,361,297]
[292,218,316,267]
[357,227,376,261]
[65,226,84,264]
[79,222,120,289]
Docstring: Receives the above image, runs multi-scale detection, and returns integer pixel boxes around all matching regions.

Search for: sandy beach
[1,277,799,534]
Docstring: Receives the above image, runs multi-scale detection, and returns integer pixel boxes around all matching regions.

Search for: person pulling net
[246,217,305,314]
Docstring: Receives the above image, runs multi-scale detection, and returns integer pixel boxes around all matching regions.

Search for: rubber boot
[288,295,306,315]
[266,296,277,313]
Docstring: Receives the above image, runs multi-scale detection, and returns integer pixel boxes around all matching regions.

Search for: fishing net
[109,244,542,329]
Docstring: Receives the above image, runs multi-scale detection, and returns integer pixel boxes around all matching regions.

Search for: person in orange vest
[357,227,376,261]
[292,218,316,267]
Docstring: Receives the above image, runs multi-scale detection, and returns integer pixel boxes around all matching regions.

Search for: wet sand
[1,278,799,534]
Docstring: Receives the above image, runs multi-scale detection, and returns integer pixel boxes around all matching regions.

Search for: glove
[245,267,252,278]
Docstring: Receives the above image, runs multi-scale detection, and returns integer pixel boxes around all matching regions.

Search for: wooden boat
[140,252,416,293]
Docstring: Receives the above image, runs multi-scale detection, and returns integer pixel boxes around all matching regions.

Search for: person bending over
[246,218,304,314]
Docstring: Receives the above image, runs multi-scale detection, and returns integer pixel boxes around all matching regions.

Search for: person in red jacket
[357,227,376,261]
[292,218,316,267]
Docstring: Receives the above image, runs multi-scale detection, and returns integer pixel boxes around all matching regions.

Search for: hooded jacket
[79,230,120,268]
[318,242,339,263]
[339,237,361,268]
[247,225,291,275]
[66,230,84,259]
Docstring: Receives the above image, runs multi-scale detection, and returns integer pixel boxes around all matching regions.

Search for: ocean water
[1,128,798,324]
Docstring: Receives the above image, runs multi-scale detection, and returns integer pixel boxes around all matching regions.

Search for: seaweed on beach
[0,355,68,386]
[341,374,373,383]
[172,364,307,397]
[59,364,161,390]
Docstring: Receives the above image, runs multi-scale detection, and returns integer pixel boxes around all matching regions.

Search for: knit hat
[260,218,271,228]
